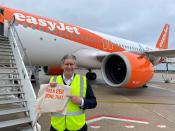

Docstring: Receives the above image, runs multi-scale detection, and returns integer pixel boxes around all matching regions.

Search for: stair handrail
[7,17,40,130]
[8,16,33,75]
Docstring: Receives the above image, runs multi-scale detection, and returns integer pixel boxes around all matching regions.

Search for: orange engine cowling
[101,52,154,88]
[43,66,63,75]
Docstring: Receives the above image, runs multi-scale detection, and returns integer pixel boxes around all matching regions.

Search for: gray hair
[61,54,76,63]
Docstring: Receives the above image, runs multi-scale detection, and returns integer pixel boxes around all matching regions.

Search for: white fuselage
[10,23,157,68]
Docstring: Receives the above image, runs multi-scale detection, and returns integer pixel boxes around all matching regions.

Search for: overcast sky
[1,0,175,49]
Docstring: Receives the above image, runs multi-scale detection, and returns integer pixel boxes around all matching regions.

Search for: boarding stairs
[0,24,39,130]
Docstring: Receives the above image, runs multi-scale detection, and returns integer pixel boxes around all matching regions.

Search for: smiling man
[49,54,97,131]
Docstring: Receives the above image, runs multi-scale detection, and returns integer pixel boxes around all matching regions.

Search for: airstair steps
[0,46,12,49]
[0,49,12,51]
[0,37,9,40]
[0,53,13,56]
[0,99,26,105]
[0,35,36,130]
[0,67,17,69]
[0,84,22,87]
[0,62,16,65]
[0,91,24,96]
[0,35,8,38]
[0,72,18,74]
[0,39,9,42]
[0,43,11,46]
[0,58,15,60]
[0,35,9,40]
[0,78,20,81]
[0,117,32,128]
[0,107,28,116]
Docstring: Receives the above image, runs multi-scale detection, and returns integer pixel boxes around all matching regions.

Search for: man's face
[62,58,76,76]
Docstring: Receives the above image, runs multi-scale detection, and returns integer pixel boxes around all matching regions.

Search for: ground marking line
[86,116,149,124]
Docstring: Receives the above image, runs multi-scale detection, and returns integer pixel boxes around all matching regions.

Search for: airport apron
[49,74,87,131]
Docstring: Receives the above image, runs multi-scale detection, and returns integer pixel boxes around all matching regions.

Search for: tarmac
[36,70,175,131]
[1,70,175,131]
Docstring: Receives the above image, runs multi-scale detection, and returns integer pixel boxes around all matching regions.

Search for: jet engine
[43,66,63,75]
[101,52,154,88]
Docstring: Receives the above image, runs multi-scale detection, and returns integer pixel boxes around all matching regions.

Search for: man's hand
[67,95,82,105]
[49,82,57,87]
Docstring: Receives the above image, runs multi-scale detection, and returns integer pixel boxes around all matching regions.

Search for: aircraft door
[0,8,4,36]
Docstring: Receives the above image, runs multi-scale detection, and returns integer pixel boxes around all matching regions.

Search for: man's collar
[63,73,74,81]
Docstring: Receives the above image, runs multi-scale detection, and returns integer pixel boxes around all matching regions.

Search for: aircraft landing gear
[86,69,97,80]
[30,66,41,84]
[143,84,148,88]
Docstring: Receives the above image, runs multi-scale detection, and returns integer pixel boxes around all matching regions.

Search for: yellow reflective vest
[49,74,87,131]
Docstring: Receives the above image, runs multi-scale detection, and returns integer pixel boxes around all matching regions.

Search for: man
[49,54,97,131]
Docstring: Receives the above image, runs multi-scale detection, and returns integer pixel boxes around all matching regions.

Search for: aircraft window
[82,36,85,41]
[22,23,27,28]
[40,37,43,40]
[65,32,69,37]
[75,34,80,39]
[47,28,51,32]
[80,36,84,41]
[86,37,89,42]
[93,38,96,43]
[32,25,36,30]
[90,38,93,43]
[70,33,74,38]
[47,28,50,32]
[52,30,56,34]
[39,27,43,31]
[59,31,64,36]
[54,38,56,41]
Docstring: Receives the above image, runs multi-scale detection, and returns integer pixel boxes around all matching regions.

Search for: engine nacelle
[101,52,154,88]
[43,66,63,75]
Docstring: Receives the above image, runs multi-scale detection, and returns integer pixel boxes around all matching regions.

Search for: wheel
[91,72,97,80]
[86,72,96,80]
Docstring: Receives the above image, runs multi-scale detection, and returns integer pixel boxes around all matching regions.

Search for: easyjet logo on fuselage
[14,13,80,35]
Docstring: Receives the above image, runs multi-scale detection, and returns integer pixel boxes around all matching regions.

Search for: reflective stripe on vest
[52,110,84,117]
[49,74,87,131]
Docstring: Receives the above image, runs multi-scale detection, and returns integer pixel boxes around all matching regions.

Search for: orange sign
[45,88,64,99]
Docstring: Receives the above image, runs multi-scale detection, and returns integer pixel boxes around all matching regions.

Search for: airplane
[0,5,175,89]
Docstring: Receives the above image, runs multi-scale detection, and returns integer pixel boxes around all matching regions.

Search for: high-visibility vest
[49,74,87,131]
